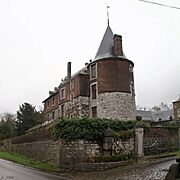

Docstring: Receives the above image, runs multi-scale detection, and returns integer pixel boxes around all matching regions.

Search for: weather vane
[107,4,110,26]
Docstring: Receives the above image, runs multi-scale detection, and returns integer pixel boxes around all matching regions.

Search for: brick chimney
[113,34,123,56]
[67,62,71,80]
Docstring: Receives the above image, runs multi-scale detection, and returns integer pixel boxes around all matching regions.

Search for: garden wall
[144,127,179,155]
[0,136,134,169]
[0,126,180,171]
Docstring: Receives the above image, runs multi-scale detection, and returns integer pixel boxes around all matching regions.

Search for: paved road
[0,158,176,180]
[116,159,176,180]
[0,159,71,180]
[72,159,176,180]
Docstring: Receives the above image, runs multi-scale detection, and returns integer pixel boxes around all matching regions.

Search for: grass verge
[156,151,180,158]
[0,151,59,172]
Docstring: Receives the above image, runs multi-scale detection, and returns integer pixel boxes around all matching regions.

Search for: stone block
[165,163,178,180]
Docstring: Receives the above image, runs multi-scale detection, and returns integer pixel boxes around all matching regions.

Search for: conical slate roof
[94,26,126,61]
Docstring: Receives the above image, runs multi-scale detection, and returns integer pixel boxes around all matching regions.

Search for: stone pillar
[103,127,113,156]
[178,128,180,150]
[135,127,144,159]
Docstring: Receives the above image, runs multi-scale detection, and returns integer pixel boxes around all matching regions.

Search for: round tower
[88,26,136,120]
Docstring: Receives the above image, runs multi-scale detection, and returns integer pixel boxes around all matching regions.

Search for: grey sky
[0,0,180,114]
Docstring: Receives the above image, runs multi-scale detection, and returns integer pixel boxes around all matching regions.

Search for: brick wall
[97,58,134,93]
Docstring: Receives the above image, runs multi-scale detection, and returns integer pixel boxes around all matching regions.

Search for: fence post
[103,127,113,156]
[135,127,144,159]
[178,128,180,150]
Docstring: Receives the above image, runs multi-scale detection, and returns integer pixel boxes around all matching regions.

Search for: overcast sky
[0,0,180,114]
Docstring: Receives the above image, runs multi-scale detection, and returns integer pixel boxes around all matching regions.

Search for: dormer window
[91,63,96,79]
[60,88,65,99]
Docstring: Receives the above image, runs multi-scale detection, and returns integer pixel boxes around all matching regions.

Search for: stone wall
[97,92,136,120]
[1,140,60,166]
[0,139,101,167]
[112,138,134,155]
[0,137,135,169]
[144,127,179,155]
[58,139,101,168]
[65,96,89,117]
[1,127,179,170]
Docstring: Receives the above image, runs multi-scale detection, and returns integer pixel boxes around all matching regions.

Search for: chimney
[113,34,123,56]
[67,62,71,80]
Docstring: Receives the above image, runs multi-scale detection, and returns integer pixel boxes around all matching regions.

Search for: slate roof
[136,109,174,122]
[94,25,126,61]
[152,109,174,121]
[42,67,88,103]
[136,110,153,121]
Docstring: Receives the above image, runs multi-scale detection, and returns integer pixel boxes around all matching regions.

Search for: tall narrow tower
[88,25,136,120]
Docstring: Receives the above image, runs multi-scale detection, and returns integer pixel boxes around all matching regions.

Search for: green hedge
[11,127,53,144]
[51,117,136,141]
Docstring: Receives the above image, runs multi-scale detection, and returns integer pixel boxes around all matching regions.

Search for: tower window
[91,84,97,100]
[91,63,96,79]
[92,106,97,117]
[129,64,133,72]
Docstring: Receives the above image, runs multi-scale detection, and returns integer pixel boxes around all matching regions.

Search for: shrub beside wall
[51,117,136,141]
[11,127,52,144]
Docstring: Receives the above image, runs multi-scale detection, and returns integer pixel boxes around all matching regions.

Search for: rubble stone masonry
[64,96,89,117]
[97,92,136,120]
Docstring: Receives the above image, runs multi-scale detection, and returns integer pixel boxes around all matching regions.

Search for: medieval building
[43,25,136,121]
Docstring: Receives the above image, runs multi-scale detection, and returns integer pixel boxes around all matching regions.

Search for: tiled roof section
[136,109,174,121]
[94,26,126,61]
[136,110,153,121]
[152,109,174,121]
[58,67,88,87]
[42,67,88,103]
[42,89,59,103]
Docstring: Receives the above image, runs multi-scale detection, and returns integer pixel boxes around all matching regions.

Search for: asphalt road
[0,159,71,180]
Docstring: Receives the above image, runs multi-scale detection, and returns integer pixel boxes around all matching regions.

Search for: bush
[51,117,136,141]
[11,127,52,144]
[113,130,134,140]
[163,121,178,127]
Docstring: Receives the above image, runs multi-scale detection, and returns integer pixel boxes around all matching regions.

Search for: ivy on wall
[51,117,136,141]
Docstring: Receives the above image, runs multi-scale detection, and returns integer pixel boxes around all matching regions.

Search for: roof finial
[107,4,110,26]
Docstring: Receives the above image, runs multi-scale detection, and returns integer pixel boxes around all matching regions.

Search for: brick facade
[43,25,136,120]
